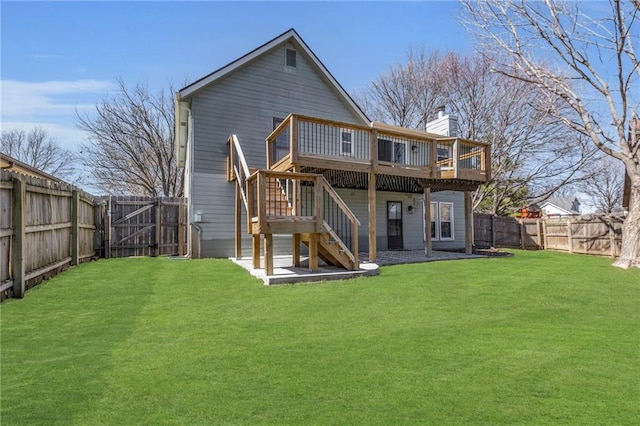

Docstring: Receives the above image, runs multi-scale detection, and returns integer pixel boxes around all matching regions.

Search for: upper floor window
[340,129,353,155]
[285,48,297,68]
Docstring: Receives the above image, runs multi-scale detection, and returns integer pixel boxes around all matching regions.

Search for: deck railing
[266,114,490,181]
[246,170,360,267]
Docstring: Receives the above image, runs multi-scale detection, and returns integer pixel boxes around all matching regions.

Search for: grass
[1,250,639,425]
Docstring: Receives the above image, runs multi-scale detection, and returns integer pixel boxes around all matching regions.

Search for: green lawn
[1,251,638,425]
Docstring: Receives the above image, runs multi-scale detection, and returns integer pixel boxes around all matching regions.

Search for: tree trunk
[613,179,640,269]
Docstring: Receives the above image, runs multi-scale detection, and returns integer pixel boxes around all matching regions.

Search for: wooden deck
[266,114,490,185]
[228,113,492,276]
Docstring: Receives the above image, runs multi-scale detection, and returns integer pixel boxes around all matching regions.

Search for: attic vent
[285,48,297,68]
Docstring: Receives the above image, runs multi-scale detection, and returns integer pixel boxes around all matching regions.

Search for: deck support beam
[368,172,376,262]
[464,191,473,255]
[423,187,432,257]
[264,234,273,275]
[252,234,260,269]
[293,234,301,267]
[309,233,318,272]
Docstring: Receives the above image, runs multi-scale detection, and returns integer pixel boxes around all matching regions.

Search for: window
[429,201,455,241]
[439,202,454,240]
[285,48,297,68]
[377,138,405,163]
[340,129,353,155]
[394,141,405,164]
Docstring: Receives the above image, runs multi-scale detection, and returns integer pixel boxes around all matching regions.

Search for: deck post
[430,141,438,178]
[264,234,273,275]
[293,234,301,267]
[257,171,266,233]
[252,234,260,269]
[424,187,432,257]
[368,172,376,262]
[452,139,460,179]
[465,191,473,254]
[484,144,492,180]
[235,182,242,258]
[290,115,299,164]
[309,233,319,272]
[314,177,324,233]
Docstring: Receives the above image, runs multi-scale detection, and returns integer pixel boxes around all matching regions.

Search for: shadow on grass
[0,258,157,424]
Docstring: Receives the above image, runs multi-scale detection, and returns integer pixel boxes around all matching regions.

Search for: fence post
[537,219,543,249]
[155,198,162,257]
[543,219,549,250]
[491,215,497,247]
[71,190,80,266]
[11,177,25,298]
[520,219,525,250]
[609,218,617,258]
[178,199,185,256]
[106,196,112,258]
[567,219,573,253]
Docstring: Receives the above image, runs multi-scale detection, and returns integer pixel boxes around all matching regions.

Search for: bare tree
[76,79,183,197]
[1,127,74,180]
[439,53,597,214]
[581,157,625,214]
[355,49,444,128]
[358,49,595,215]
[462,0,639,268]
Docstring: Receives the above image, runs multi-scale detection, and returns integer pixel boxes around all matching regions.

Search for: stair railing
[320,177,360,268]
[227,134,251,210]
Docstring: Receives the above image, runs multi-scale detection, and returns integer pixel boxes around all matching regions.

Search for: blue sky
[1,1,473,151]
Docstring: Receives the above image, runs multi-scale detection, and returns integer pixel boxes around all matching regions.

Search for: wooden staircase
[300,223,356,270]
[228,134,360,274]
[265,177,356,270]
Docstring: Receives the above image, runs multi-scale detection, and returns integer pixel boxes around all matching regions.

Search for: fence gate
[96,196,186,258]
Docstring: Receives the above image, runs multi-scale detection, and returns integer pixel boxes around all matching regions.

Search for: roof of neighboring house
[0,152,62,182]
[539,197,581,215]
[177,28,370,124]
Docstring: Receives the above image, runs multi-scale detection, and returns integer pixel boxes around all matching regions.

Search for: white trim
[340,128,354,156]
[439,202,454,241]
[427,201,455,241]
[177,29,370,124]
[285,47,297,69]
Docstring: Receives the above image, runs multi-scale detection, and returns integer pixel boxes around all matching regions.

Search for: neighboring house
[538,197,581,217]
[175,29,490,272]
[0,152,62,183]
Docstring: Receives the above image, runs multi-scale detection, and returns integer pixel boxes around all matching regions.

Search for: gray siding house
[176,29,490,271]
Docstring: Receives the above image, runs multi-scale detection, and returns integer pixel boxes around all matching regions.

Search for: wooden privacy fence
[94,196,187,258]
[474,213,624,257]
[0,170,95,299]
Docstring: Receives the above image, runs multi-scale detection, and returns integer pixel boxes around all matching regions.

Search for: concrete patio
[232,250,485,285]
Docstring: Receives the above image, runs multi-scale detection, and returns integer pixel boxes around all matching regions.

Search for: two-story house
[175,29,490,275]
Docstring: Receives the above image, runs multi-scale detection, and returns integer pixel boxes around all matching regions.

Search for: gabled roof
[0,152,61,182]
[539,197,580,215]
[177,28,369,124]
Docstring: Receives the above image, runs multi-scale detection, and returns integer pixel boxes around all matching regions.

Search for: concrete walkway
[362,250,486,266]
[231,249,485,285]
